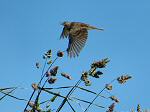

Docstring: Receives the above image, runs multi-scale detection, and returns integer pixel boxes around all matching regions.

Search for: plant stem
[24,57,58,111]
[83,78,116,112]
[56,79,82,112]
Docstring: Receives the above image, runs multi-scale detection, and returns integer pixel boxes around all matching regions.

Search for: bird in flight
[60,21,103,58]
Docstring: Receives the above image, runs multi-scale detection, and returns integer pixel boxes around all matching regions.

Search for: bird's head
[61,21,71,27]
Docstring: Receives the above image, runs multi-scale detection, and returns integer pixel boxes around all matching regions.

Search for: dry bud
[106,103,115,112]
[48,78,57,84]
[31,83,38,90]
[109,96,119,103]
[50,66,59,76]
[84,79,91,86]
[44,49,52,58]
[117,75,132,84]
[61,73,72,80]
[46,71,51,77]
[29,101,35,108]
[105,84,112,90]
[81,72,88,81]
[137,104,141,112]
[91,58,110,68]
[47,60,52,65]
[36,62,40,69]
[57,51,64,57]
[92,71,103,78]
[47,49,52,55]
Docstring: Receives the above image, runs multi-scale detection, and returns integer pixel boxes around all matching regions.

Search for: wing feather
[60,27,69,39]
[67,28,88,57]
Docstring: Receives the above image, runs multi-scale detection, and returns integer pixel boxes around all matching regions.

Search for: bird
[60,21,103,58]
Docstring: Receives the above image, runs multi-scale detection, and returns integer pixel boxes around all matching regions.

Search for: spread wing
[60,27,69,39]
[67,28,88,57]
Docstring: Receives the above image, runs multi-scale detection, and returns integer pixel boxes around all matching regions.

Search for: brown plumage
[60,21,103,58]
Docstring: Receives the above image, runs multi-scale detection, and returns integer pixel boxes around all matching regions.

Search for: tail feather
[89,26,104,31]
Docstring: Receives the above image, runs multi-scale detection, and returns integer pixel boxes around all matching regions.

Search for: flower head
[81,72,88,81]
[43,49,52,59]
[91,71,103,78]
[91,58,110,68]
[35,62,40,69]
[109,96,119,103]
[106,103,115,112]
[105,84,113,90]
[61,72,72,80]
[117,75,132,84]
[46,71,51,77]
[84,79,91,86]
[57,51,64,57]
[137,104,141,112]
[29,101,35,108]
[31,83,38,90]
[48,78,57,84]
[50,66,59,76]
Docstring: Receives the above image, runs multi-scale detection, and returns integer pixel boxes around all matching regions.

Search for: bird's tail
[88,26,104,31]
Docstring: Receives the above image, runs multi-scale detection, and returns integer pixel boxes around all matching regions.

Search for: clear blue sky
[0,0,150,111]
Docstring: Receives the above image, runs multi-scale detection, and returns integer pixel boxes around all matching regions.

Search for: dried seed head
[89,67,96,76]
[117,75,132,84]
[48,78,57,84]
[47,60,52,65]
[36,62,40,69]
[106,103,115,112]
[29,101,35,108]
[61,72,72,80]
[47,49,52,55]
[46,71,51,77]
[137,104,141,112]
[92,71,103,78]
[96,71,103,75]
[57,51,64,57]
[44,49,52,58]
[84,79,91,86]
[31,83,38,90]
[81,72,88,81]
[105,84,113,90]
[50,66,59,76]
[91,58,110,68]
[109,96,119,103]
[46,54,52,58]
